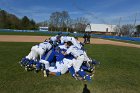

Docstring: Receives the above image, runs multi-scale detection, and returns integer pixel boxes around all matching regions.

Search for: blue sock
[41,64,45,70]
[77,69,86,78]
[28,60,34,66]
[21,57,30,65]
[85,75,91,81]
[21,57,27,64]
[68,66,75,76]
[56,72,61,76]
[21,57,26,62]
[36,62,41,70]
[81,65,89,70]
[78,69,91,81]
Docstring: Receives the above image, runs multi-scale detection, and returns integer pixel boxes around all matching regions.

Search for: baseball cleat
[43,70,49,77]
[34,69,39,73]
[19,61,24,67]
[90,73,94,78]
[84,75,92,81]
[25,65,32,71]
[75,74,83,80]
[19,61,21,64]
[32,64,36,68]
[73,74,78,80]
[20,64,23,67]
[43,70,47,77]
[25,66,28,71]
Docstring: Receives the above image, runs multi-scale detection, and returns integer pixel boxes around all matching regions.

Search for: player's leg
[43,62,61,77]
[73,55,91,81]
[24,46,39,70]
[38,48,45,60]
[81,61,95,73]
[83,51,91,62]
[20,57,30,66]
[41,49,55,70]
[63,58,78,79]
[41,49,56,77]
[20,46,35,66]
[34,61,42,73]
[25,59,36,71]
[77,69,92,81]
[49,60,69,76]
[25,45,38,62]
[73,55,84,72]
[60,60,69,74]
[40,60,50,70]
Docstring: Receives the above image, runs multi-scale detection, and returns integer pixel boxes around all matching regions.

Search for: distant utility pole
[118,17,122,35]
[131,13,137,36]
[118,17,122,27]
[133,13,137,29]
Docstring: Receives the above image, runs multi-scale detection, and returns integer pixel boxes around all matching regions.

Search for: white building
[39,26,48,31]
[85,24,117,34]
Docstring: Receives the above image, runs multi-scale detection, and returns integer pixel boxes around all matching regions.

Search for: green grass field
[0,42,140,93]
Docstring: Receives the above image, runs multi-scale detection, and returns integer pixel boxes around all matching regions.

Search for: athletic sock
[36,62,41,70]
[68,66,75,77]
[81,65,89,71]
[77,69,86,78]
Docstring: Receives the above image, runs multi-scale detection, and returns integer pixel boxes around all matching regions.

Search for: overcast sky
[0,0,140,25]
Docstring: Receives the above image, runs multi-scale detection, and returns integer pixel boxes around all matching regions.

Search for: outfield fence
[0,29,140,42]
[92,34,140,42]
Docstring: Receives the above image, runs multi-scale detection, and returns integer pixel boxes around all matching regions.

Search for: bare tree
[49,11,70,31]
[73,17,89,32]
[135,25,140,37]
[120,24,134,36]
[114,25,120,36]
[49,11,89,32]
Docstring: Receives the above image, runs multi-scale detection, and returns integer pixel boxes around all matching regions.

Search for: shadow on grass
[82,84,90,93]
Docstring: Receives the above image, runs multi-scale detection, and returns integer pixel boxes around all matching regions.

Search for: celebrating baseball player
[19,34,100,81]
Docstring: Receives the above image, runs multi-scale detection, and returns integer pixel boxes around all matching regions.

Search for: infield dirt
[0,35,140,48]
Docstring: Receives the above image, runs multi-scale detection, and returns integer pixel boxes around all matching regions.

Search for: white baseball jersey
[61,36,82,49]
[66,45,84,58]
[65,45,85,72]
[49,58,70,74]
[58,44,67,50]
[26,42,52,60]
[39,42,52,51]
[49,35,58,42]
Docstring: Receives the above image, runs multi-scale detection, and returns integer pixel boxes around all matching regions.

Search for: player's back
[60,36,72,43]
[50,35,58,42]
[67,45,84,58]
[39,42,52,51]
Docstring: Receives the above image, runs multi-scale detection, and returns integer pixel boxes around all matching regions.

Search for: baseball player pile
[19,34,100,81]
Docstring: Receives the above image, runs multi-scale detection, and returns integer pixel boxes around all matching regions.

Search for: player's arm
[61,51,67,55]
[61,48,71,55]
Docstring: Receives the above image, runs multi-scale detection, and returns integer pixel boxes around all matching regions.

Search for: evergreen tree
[0,9,38,30]
[21,16,31,30]
[136,25,140,34]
